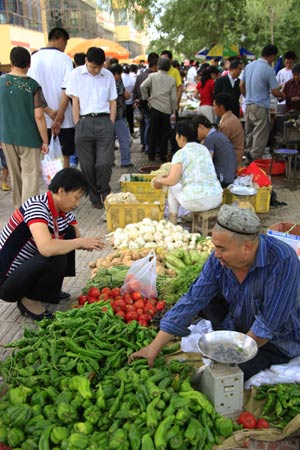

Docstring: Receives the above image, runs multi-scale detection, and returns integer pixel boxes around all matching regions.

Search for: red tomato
[122,293,132,303]
[127,279,140,292]
[145,302,156,316]
[87,295,98,304]
[138,319,148,327]
[77,295,88,306]
[101,306,108,312]
[87,287,100,298]
[116,310,125,319]
[101,287,111,295]
[156,300,166,311]
[114,299,126,310]
[131,291,142,301]
[139,313,152,322]
[114,295,123,302]
[135,308,144,316]
[110,287,121,298]
[133,299,145,310]
[256,418,269,429]
[237,412,257,429]
[99,293,110,301]
[125,311,138,322]
[125,304,136,312]
[147,298,157,306]
[123,295,134,305]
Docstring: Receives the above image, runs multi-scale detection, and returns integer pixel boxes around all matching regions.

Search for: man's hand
[41,143,48,154]
[128,343,159,368]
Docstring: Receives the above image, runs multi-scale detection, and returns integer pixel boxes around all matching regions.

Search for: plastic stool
[192,207,220,236]
[273,149,298,179]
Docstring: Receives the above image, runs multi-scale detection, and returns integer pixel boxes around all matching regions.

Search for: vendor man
[130,205,300,381]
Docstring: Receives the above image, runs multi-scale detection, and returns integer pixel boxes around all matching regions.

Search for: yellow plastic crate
[120,174,167,196]
[105,192,166,231]
[222,186,272,213]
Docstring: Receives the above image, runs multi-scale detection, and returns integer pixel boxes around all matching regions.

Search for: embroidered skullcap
[216,205,261,235]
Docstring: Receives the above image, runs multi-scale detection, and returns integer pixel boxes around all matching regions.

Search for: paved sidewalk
[0,138,300,356]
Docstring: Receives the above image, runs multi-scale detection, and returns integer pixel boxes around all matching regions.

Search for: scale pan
[198,330,258,364]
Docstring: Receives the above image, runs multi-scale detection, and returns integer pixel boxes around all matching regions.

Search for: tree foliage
[143,0,300,60]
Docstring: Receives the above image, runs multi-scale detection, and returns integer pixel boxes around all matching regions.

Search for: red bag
[237,162,272,187]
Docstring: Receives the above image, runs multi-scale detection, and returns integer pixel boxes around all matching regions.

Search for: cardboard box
[267,223,300,259]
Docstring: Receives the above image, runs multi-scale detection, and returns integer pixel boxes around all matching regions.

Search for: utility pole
[40,0,48,45]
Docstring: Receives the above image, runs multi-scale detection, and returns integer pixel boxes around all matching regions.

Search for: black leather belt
[80,113,109,117]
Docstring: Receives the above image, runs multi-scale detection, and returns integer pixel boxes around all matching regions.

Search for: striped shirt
[160,235,300,358]
[0,192,77,281]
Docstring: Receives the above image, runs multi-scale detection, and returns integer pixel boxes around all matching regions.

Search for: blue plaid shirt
[160,235,300,358]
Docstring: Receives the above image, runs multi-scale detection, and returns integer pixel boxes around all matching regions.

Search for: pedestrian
[110,64,133,168]
[0,168,105,321]
[141,57,177,163]
[0,47,48,208]
[28,27,75,168]
[66,47,117,209]
[129,205,300,381]
[240,45,285,162]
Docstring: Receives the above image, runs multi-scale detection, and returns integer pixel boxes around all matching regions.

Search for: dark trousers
[0,226,76,304]
[149,108,170,162]
[201,296,290,381]
[126,104,134,135]
[75,116,115,205]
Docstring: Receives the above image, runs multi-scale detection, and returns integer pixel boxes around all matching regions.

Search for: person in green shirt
[0,47,48,208]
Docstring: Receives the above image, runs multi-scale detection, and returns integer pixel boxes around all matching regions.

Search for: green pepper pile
[255,383,300,429]
[0,303,234,449]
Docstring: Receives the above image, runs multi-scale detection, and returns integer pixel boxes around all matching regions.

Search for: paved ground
[1,137,300,354]
[1,135,300,448]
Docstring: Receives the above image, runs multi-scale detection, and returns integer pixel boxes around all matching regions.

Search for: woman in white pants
[152,121,223,224]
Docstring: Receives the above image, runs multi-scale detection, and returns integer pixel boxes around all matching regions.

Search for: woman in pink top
[194,66,219,122]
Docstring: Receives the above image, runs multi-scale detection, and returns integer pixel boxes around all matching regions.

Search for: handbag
[40,135,63,187]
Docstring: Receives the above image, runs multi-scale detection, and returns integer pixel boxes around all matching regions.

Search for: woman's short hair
[49,168,89,194]
[175,121,197,142]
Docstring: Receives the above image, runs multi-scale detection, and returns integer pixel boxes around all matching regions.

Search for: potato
[89,261,96,268]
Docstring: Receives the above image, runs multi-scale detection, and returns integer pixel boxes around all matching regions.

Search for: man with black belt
[66,47,117,209]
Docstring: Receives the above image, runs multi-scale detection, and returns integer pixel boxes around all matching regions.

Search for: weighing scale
[192,331,258,418]
[229,185,258,212]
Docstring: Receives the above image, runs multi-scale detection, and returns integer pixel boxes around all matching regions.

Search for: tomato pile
[237,412,269,429]
[77,287,166,327]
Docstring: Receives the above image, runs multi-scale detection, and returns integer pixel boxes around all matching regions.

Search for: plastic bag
[121,250,157,298]
[237,162,272,187]
[133,107,143,123]
[41,155,63,186]
[48,135,63,160]
[41,135,63,186]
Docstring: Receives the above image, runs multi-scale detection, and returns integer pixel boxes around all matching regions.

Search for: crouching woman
[0,168,104,320]
[152,121,223,224]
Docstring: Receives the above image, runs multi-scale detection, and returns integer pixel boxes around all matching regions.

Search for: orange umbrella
[132,54,148,64]
[67,38,130,60]
[65,38,87,56]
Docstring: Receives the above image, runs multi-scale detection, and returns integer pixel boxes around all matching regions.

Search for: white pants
[198,105,215,123]
[168,183,222,214]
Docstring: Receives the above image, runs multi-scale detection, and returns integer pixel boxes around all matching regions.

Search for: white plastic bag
[121,250,157,298]
[41,155,63,187]
[48,135,63,160]
[41,135,63,186]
